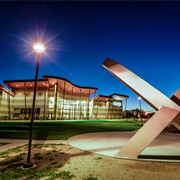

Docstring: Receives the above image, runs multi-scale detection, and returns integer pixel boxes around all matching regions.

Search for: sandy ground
[1,143,180,180]
[53,145,180,180]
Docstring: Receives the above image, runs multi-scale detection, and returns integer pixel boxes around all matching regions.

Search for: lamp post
[138,97,142,126]
[23,43,45,168]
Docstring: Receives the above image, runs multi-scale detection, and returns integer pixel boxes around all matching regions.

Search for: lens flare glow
[33,43,45,53]
[13,18,64,67]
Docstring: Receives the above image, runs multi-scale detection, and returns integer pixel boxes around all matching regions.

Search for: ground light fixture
[23,42,45,168]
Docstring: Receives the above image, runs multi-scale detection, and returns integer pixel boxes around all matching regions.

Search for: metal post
[125,98,127,111]
[78,89,81,119]
[23,53,40,168]
[139,98,142,126]
[24,82,27,119]
[43,82,46,120]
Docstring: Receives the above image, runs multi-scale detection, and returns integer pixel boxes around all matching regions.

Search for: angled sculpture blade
[102,58,180,111]
[118,106,180,157]
[171,89,180,106]
[102,58,180,158]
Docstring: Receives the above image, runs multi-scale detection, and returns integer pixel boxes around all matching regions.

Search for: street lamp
[23,42,45,168]
[138,97,142,126]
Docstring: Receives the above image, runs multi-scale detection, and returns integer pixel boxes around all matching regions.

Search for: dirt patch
[0,143,180,180]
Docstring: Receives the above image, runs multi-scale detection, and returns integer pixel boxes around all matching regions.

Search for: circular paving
[68,131,180,162]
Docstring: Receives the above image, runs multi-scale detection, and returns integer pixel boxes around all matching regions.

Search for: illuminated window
[113,101,121,107]
[49,97,54,108]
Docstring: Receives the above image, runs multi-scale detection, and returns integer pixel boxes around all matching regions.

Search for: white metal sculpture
[103,58,180,158]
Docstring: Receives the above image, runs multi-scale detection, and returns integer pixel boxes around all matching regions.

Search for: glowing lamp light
[138,97,141,100]
[33,43,45,53]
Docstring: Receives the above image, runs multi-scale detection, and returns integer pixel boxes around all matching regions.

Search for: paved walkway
[1,131,180,162]
[68,131,180,162]
[0,139,68,152]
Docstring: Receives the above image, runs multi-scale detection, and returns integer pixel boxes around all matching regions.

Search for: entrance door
[48,113,53,120]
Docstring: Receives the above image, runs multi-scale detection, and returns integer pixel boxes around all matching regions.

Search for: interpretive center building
[0,75,128,120]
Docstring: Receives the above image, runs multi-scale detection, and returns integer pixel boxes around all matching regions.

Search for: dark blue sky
[0,1,180,111]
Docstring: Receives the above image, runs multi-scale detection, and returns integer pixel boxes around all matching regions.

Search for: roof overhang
[43,75,98,96]
[92,94,129,102]
[4,79,49,89]
[0,84,14,96]
[3,75,98,96]
[109,93,129,100]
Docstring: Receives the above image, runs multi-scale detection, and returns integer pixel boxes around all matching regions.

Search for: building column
[105,101,107,119]
[96,96,99,119]
[92,91,96,119]
[8,84,11,119]
[111,97,114,119]
[107,99,110,119]
[70,87,73,120]
[61,81,66,119]
[86,89,90,119]
[54,83,58,120]
[72,88,76,120]
[78,89,82,119]
[105,101,108,119]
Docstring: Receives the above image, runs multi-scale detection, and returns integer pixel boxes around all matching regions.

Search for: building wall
[93,101,106,119]
[92,100,123,119]
[0,85,125,120]
[0,90,13,118]
[89,100,94,119]
[12,88,48,119]
[110,101,123,119]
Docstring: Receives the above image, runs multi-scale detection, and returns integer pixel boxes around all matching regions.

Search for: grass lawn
[0,120,140,140]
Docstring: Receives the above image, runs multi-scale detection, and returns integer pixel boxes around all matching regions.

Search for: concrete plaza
[68,131,180,162]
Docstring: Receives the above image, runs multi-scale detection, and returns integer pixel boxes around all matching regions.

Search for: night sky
[0,1,180,111]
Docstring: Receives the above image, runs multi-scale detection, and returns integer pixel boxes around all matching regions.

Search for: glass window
[28,108,32,114]
[20,108,24,114]
[36,108,40,114]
